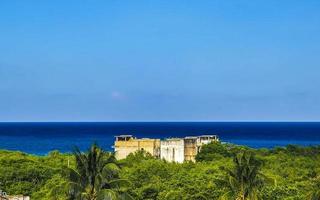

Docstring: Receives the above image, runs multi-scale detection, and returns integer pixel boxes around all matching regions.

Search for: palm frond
[97,189,118,200]
[65,143,132,200]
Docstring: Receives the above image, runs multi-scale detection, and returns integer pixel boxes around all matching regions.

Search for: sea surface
[0,122,320,155]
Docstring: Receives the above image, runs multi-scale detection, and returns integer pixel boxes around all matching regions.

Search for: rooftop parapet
[184,136,198,139]
[197,135,219,145]
[198,134,219,138]
[115,135,136,141]
[163,137,184,141]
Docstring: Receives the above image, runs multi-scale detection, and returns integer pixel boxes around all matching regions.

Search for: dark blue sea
[0,122,320,155]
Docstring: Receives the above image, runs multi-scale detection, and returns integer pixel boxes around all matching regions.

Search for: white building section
[160,138,185,163]
[197,135,219,145]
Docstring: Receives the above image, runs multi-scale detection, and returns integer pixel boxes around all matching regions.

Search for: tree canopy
[0,143,319,199]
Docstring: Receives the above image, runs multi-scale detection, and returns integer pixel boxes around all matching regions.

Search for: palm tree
[67,143,133,200]
[219,151,265,200]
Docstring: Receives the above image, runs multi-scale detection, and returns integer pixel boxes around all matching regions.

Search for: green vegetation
[218,151,266,200]
[0,143,320,200]
[67,144,133,200]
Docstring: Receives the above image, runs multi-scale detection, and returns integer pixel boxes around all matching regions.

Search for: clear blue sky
[0,0,320,122]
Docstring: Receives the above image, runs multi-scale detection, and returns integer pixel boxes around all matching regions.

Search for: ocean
[0,122,320,155]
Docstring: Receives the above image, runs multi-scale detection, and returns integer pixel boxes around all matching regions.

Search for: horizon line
[1,120,320,123]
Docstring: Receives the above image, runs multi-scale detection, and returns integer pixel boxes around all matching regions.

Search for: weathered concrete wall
[114,135,219,162]
[160,139,184,163]
[184,138,197,162]
[2,196,30,200]
[114,139,160,160]
[8,195,30,200]
[197,135,219,146]
[196,135,219,152]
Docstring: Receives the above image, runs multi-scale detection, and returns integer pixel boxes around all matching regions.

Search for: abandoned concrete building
[114,134,219,162]
[114,135,160,160]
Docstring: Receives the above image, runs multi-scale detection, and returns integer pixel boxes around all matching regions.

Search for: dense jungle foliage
[0,143,320,200]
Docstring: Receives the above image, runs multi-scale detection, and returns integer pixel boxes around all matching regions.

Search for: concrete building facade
[114,134,219,162]
[0,195,30,200]
[160,138,185,163]
[114,135,160,160]
[8,196,30,200]
[196,135,219,152]
[184,137,198,162]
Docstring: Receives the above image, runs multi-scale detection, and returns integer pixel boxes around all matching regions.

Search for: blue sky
[0,0,320,121]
